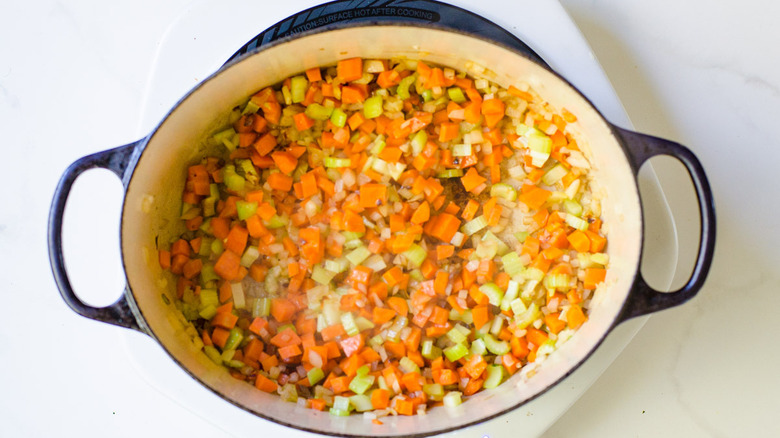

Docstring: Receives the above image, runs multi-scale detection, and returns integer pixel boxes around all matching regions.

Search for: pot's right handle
[48,141,145,332]
[613,126,716,323]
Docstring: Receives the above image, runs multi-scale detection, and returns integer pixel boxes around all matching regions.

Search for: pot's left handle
[614,126,716,323]
[48,140,145,332]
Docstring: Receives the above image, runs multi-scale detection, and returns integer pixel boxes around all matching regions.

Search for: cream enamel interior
[121,26,642,437]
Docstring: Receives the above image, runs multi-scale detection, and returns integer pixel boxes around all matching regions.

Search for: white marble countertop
[2,1,778,437]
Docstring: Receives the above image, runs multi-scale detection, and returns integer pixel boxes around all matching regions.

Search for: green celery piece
[308,367,325,385]
[223,327,244,351]
[483,333,510,355]
[236,201,258,221]
[330,108,347,128]
[305,103,334,120]
[363,95,384,119]
[348,374,375,395]
[290,75,308,103]
[482,365,507,389]
[479,283,504,306]
[447,87,466,103]
[397,74,417,100]
[444,343,469,362]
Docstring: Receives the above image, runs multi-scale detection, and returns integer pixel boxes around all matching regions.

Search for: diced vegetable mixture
[158,57,608,419]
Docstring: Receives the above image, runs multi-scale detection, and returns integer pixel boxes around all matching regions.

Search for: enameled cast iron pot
[48,2,715,436]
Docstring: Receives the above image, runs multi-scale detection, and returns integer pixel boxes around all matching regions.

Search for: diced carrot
[567,230,591,253]
[583,268,606,289]
[472,305,490,330]
[386,296,408,316]
[267,172,293,192]
[270,298,297,323]
[337,57,363,82]
[214,250,241,281]
[371,388,391,409]
[255,374,278,393]
[460,167,486,193]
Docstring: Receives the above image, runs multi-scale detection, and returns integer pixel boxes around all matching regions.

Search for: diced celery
[363,254,387,272]
[210,238,224,256]
[399,356,421,375]
[223,168,245,192]
[462,215,488,236]
[312,265,337,285]
[452,143,472,157]
[410,130,428,155]
[324,157,352,168]
[305,103,334,120]
[329,408,350,417]
[213,127,236,145]
[369,334,384,348]
[307,367,325,385]
[402,244,427,268]
[198,305,217,320]
[355,316,375,332]
[265,214,288,229]
[240,246,260,268]
[253,297,271,318]
[481,231,510,256]
[527,131,552,167]
[290,75,308,103]
[444,343,470,362]
[490,183,517,201]
[330,396,352,416]
[423,383,444,401]
[341,312,360,337]
[591,252,609,265]
[199,288,219,309]
[515,302,541,329]
[281,85,292,105]
[349,374,375,396]
[482,365,507,389]
[221,349,236,362]
[363,95,384,119]
[397,74,417,100]
[489,315,504,336]
[330,108,347,128]
[349,394,374,412]
[421,339,442,360]
[203,345,223,365]
[325,257,350,274]
[232,283,246,309]
[543,273,571,290]
[436,169,464,178]
[447,87,466,103]
[480,283,504,307]
[524,267,545,282]
[470,338,487,356]
[500,280,521,311]
[514,231,529,243]
[346,246,371,266]
[224,327,244,351]
[475,240,498,260]
[483,333,510,355]
[515,123,531,136]
[564,199,583,217]
[442,391,462,407]
[510,298,527,316]
[542,164,568,186]
[200,264,219,285]
[421,89,433,102]
[565,213,589,231]
[446,327,468,345]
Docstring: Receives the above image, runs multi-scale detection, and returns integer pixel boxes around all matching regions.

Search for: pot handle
[613,126,716,323]
[226,0,548,68]
[48,141,144,332]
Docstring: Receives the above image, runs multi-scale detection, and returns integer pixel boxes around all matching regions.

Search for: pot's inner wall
[121,26,642,437]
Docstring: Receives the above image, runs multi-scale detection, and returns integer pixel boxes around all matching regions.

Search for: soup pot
[48,2,715,436]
